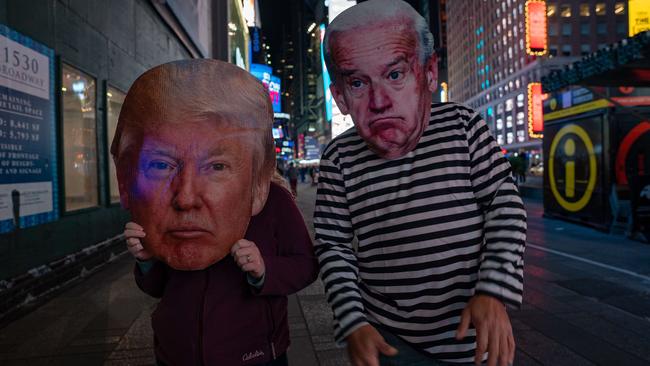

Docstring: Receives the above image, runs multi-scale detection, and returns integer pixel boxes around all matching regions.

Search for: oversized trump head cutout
[111,60,275,270]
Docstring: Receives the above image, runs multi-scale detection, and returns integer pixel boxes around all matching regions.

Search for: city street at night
[2,0,650,365]
[1,183,650,365]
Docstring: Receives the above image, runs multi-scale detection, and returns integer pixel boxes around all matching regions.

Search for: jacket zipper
[199,271,209,366]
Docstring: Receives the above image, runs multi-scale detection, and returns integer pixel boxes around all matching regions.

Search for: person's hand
[231,239,265,279]
[124,222,153,261]
[346,324,398,366]
[456,294,515,366]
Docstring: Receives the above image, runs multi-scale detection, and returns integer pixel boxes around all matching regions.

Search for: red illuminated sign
[526,1,547,55]
[528,83,544,137]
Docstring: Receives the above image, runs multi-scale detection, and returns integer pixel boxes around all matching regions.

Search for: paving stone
[515,329,594,366]
[516,312,649,365]
[513,349,542,366]
[523,286,582,313]
[316,348,351,366]
[603,293,650,319]
[524,271,576,297]
[556,278,639,299]
[525,261,569,282]
[299,295,337,337]
[299,279,326,296]
[555,313,650,362]
[105,348,155,360]
[287,335,319,366]
[103,356,155,366]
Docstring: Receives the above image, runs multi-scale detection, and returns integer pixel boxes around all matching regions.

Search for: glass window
[547,4,557,16]
[615,2,625,15]
[506,115,513,128]
[516,111,525,124]
[497,134,505,145]
[62,64,98,211]
[506,132,514,144]
[597,22,607,34]
[580,4,590,16]
[107,87,126,204]
[595,3,606,15]
[549,45,558,57]
[581,23,590,35]
[562,44,572,56]
[496,118,503,130]
[506,98,514,112]
[580,44,591,55]
[548,23,558,36]
[560,4,572,17]
[517,94,525,107]
[562,23,572,35]
[517,130,525,142]
[617,22,627,34]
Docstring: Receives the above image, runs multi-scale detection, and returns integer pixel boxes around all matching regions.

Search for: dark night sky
[258,0,294,58]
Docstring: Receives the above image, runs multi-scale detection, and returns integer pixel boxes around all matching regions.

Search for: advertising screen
[250,63,281,113]
[526,0,547,55]
[629,0,650,36]
[0,24,58,233]
[528,82,544,137]
[320,24,332,122]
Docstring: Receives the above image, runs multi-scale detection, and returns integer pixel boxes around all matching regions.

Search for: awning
[542,31,650,93]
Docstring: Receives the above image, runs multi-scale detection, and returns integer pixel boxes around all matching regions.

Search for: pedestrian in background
[112,60,318,366]
[315,1,526,365]
[287,162,298,196]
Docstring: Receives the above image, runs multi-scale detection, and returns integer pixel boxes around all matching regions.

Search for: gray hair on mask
[323,0,435,83]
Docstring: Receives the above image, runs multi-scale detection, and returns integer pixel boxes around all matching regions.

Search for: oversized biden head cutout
[111,60,275,270]
[323,0,438,159]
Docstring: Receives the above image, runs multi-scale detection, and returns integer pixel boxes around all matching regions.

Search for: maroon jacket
[135,183,319,366]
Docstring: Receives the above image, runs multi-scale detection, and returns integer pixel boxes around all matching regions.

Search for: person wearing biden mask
[314,1,526,366]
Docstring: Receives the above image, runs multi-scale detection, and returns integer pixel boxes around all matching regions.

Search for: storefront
[0,0,204,324]
[541,31,650,234]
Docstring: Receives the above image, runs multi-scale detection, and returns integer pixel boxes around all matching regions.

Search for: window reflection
[62,64,97,211]
[107,87,125,204]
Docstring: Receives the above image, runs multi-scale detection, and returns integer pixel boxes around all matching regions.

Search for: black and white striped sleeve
[465,110,526,308]
[313,144,368,343]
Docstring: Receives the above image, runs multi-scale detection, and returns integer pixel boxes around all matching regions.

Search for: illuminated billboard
[528,82,544,138]
[250,63,281,113]
[629,0,650,36]
[326,1,356,138]
[320,24,332,122]
[525,0,547,55]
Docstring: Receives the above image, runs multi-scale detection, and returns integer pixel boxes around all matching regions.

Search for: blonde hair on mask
[110,59,276,189]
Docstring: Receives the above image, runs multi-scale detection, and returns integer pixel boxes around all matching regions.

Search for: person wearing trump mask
[113,59,318,366]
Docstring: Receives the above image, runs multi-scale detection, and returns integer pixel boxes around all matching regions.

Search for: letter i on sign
[564,138,576,198]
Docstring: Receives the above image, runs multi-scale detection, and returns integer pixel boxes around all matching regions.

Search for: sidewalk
[2,183,650,365]
[0,182,348,366]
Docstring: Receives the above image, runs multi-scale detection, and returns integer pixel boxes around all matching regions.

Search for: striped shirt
[313,102,526,363]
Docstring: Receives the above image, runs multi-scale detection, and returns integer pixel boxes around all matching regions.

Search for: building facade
[447,0,629,162]
[0,0,244,324]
